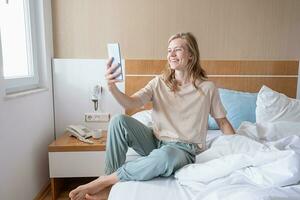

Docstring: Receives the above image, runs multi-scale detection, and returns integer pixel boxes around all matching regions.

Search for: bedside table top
[48,131,107,152]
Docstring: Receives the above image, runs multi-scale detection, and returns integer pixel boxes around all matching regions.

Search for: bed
[108,60,300,200]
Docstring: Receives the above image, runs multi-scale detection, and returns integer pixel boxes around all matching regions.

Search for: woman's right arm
[105,58,143,109]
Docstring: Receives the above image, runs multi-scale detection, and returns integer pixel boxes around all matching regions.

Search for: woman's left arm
[214,117,235,135]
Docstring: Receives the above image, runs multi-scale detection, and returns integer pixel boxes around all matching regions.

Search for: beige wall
[52,0,300,60]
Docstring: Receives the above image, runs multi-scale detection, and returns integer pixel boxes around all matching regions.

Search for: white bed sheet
[109,130,300,200]
[109,178,300,200]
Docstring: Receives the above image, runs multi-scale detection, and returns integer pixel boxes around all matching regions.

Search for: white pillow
[256,85,300,123]
[131,110,153,127]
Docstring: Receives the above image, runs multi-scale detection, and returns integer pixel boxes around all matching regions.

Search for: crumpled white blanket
[175,122,300,192]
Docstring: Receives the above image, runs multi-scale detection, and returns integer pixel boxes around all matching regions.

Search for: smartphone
[107,43,123,81]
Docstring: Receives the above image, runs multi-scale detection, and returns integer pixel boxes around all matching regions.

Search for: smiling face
[167,38,192,71]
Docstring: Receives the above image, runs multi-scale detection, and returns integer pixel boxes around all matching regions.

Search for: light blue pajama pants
[104,114,198,181]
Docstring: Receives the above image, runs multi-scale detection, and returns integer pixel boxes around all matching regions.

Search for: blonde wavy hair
[163,32,207,92]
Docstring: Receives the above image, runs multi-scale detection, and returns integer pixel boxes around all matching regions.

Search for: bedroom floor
[42,178,111,200]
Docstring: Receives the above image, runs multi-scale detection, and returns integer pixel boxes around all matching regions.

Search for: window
[0,0,42,94]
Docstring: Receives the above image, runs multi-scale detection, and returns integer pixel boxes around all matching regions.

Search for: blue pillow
[208,88,257,129]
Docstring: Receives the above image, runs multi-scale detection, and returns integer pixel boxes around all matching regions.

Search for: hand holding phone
[107,43,123,81]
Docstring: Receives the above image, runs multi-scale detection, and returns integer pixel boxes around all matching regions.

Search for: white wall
[0,90,54,199]
[0,0,55,199]
[53,59,124,137]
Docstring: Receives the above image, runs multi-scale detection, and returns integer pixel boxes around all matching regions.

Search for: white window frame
[0,0,50,94]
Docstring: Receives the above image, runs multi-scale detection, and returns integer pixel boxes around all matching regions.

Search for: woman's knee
[110,114,129,125]
[109,114,132,130]
[108,114,127,138]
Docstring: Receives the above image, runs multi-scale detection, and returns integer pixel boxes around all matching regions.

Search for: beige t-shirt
[133,75,226,148]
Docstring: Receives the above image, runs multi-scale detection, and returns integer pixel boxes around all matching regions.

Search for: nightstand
[48,131,107,200]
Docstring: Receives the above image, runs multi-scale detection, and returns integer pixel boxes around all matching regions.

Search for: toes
[69,190,75,198]
[69,186,81,197]
[69,186,84,200]
[73,193,82,200]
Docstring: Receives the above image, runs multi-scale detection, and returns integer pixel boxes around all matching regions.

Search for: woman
[69,32,235,200]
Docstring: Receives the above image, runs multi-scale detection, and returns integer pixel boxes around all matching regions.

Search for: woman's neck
[175,70,190,85]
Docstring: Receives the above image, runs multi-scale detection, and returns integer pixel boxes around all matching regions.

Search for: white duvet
[175,121,300,200]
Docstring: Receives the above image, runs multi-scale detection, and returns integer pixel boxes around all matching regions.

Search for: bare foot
[69,184,89,200]
[69,178,103,200]
[85,186,112,200]
[69,174,118,200]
